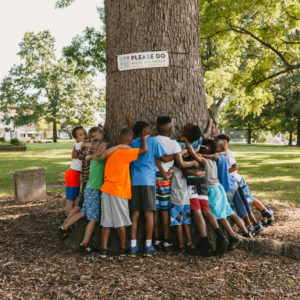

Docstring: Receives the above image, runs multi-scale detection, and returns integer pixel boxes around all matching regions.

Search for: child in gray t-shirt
[169,166,194,252]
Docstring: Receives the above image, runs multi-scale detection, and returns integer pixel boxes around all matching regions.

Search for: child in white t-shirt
[64,126,87,216]
[154,116,199,251]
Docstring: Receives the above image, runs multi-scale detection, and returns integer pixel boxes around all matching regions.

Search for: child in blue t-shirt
[216,133,274,225]
[129,121,168,257]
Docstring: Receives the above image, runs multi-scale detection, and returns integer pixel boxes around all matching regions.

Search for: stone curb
[0,146,27,151]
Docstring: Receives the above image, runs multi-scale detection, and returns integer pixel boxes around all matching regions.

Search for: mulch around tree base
[1,195,300,299]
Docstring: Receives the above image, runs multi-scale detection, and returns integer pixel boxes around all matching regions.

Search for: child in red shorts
[64,126,87,216]
[180,135,228,256]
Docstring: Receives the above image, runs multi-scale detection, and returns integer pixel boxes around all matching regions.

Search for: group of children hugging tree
[59,116,274,258]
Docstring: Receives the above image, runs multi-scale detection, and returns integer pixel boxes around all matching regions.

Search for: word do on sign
[117,51,169,71]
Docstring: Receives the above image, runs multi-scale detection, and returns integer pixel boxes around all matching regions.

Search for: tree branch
[200,29,232,40]
[251,65,300,86]
[283,41,300,45]
[225,20,291,68]
[285,10,300,21]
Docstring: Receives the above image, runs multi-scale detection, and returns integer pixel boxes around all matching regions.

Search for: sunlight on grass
[246,176,299,183]
[0,142,300,205]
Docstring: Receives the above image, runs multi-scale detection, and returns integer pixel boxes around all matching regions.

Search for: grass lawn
[0,141,299,205]
[230,143,300,205]
[0,141,73,197]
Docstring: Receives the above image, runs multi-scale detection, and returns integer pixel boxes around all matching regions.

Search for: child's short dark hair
[187,125,201,142]
[217,134,230,143]
[120,128,133,138]
[201,139,217,154]
[88,126,104,140]
[156,116,171,126]
[119,128,134,143]
[132,121,150,137]
[72,126,84,138]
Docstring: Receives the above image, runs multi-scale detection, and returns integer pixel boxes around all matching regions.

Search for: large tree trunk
[297,120,300,146]
[105,0,208,143]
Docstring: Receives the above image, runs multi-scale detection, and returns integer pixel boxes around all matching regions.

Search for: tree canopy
[0,31,103,142]
[200,0,299,117]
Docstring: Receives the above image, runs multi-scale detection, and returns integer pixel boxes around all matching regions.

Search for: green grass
[0,141,74,197]
[230,143,300,205]
[0,141,14,146]
[0,141,299,205]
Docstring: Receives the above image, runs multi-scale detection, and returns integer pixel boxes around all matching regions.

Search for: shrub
[0,137,5,142]
[10,138,25,146]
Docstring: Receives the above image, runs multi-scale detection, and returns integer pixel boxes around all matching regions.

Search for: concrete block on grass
[14,168,46,202]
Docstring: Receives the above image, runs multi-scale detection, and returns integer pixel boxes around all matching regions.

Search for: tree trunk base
[64,216,221,253]
[240,238,300,260]
[64,218,300,260]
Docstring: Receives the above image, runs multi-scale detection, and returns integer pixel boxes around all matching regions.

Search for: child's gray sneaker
[253,221,264,233]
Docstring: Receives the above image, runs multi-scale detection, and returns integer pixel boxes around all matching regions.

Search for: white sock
[131,239,137,248]
[145,239,152,247]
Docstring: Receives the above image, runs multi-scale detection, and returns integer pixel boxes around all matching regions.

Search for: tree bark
[105,0,208,143]
[297,120,300,146]
[289,131,293,146]
[247,128,252,144]
[53,120,57,143]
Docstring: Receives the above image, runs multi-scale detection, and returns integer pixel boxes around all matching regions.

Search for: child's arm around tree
[156,158,174,180]
[100,144,131,160]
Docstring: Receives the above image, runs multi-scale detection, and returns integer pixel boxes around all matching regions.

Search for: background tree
[264,72,300,145]
[0,31,103,142]
[200,0,299,120]
[220,107,268,144]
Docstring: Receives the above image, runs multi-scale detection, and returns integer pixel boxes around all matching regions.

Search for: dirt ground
[1,194,300,299]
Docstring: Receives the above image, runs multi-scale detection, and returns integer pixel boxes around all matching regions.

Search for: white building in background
[0,123,43,140]
[0,115,43,140]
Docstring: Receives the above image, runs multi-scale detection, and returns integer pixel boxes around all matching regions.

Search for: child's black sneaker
[119,247,129,257]
[185,242,196,252]
[97,248,108,258]
[215,234,228,255]
[153,239,163,250]
[261,208,273,219]
[228,236,243,251]
[162,239,173,251]
[198,241,214,257]
[58,225,71,239]
[253,221,264,233]
[79,243,93,254]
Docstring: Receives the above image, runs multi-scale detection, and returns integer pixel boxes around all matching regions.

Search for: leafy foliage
[10,138,25,146]
[63,27,106,76]
[55,0,75,9]
[0,31,103,142]
[200,0,300,117]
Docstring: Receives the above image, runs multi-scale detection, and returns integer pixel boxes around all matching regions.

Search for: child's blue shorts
[80,188,101,221]
[66,186,80,201]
